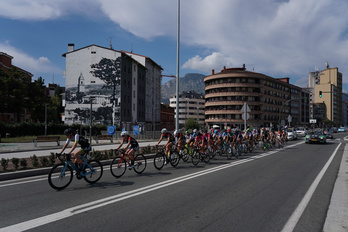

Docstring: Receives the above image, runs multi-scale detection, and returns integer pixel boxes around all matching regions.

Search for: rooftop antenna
[107,37,113,49]
[325,61,329,69]
[131,43,133,53]
[52,72,55,84]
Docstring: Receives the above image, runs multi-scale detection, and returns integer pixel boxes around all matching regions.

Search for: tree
[185,118,199,131]
[27,77,51,122]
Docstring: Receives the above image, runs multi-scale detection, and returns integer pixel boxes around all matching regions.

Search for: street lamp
[89,96,95,144]
[153,107,157,139]
[45,104,49,136]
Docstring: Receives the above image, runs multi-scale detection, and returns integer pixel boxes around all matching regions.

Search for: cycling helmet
[161,128,167,134]
[185,131,189,135]
[64,128,75,135]
[174,130,178,136]
[193,129,198,133]
[227,129,231,133]
[214,129,218,134]
[120,131,129,136]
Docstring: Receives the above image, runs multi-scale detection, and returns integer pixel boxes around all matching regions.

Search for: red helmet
[227,129,231,133]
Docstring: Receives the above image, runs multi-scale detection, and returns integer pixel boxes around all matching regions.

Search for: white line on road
[281,142,342,232]
[0,142,303,232]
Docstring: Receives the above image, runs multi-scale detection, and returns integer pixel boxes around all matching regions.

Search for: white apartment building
[62,44,149,130]
[170,91,205,129]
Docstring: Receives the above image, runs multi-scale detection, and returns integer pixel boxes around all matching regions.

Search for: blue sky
[1,0,348,92]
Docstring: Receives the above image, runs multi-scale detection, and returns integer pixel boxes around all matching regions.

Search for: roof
[62,44,146,69]
[120,50,163,70]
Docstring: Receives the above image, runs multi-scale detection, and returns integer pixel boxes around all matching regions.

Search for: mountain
[161,73,206,103]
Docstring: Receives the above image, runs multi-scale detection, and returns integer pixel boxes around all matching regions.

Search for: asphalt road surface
[0,136,346,232]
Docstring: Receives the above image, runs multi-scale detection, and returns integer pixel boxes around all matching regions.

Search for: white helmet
[193,129,198,133]
[121,131,129,136]
[161,128,167,133]
[174,130,178,136]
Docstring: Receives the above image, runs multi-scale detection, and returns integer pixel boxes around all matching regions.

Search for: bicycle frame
[59,153,95,177]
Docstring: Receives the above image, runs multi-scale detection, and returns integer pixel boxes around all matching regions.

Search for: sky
[1,0,348,92]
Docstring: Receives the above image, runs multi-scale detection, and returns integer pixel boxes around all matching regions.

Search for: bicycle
[191,146,210,166]
[154,146,180,170]
[48,153,103,190]
[110,149,147,178]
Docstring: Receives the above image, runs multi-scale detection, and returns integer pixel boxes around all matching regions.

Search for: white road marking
[0,141,304,231]
[281,143,342,232]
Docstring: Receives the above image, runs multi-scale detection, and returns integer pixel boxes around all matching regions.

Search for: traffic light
[319,91,322,98]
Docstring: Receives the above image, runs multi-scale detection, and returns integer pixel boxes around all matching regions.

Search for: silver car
[296,127,307,137]
[286,128,298,140]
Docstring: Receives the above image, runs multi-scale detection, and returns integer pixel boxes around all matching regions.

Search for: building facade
[314,66,343,124]
[204,66,306,130]
[0,52,33,123]
[120,51,163,132]
[62,44,147,130]
[169,91,205,129]
[160,103,175,131]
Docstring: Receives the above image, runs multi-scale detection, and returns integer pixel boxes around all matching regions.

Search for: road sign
[240,102,251,112]
[288,115,292,123]
[242,112,250,120]
[107,126,116,135]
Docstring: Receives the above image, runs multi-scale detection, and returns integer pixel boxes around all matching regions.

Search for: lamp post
[44,104,49,136]
[152,107,157,140]
[89,96,95,144]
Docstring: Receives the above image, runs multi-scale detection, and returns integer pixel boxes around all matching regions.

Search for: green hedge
[0,121,108,137]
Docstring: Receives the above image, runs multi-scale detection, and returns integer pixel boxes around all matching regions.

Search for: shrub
[1,158,9,171]
[48,153,56,166]
[30,155,39,168]
[20,159,28,169]
[11,158,20,170]
[40,156,49,167]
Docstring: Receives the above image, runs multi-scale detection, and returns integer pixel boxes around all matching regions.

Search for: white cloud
[0,0,101,20]
[0,41,61,76]
[1,0,348,84]
[182,52,235,73]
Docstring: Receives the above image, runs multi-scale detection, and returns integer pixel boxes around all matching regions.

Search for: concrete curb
[0,154,156,181]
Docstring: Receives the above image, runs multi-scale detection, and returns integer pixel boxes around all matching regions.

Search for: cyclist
[116,131,139,169]
[174,130,185,150]
[60,128,91,168]
[202,130,212,150]
[156,128,175,159]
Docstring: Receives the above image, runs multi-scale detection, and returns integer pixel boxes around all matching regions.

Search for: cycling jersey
[161,132,175,143]
[66,134,90,150]
[123,135,139,148]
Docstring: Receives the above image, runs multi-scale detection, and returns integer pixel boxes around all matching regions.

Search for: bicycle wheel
[226,146,233,160]
[202,151,210,163]
[83,160,103,184]
[191,150,200,166]
[133,154,147,174]
[48,163,73,190]
[110,157,126,178]
[170,151,180,167]
[181,148,190,162]
[154,152,165,170]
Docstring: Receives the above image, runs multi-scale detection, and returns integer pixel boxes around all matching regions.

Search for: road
[0,136,346,232]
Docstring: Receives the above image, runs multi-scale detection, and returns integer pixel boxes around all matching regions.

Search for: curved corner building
[204,65,304,130]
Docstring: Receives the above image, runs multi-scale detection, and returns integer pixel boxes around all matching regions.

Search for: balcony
[205,82,261,91]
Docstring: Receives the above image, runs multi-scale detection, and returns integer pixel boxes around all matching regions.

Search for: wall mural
[65,57,121,127]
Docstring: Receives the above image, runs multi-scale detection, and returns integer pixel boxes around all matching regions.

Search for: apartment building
[169,91,205,129]
[314,66,343,124]
[62,44,150,131]
[204,65,307,130]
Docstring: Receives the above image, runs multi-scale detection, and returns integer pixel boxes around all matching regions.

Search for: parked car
[331,127,338,133]
[338,127,346,132]
[296,127,307,137]
[323,130,334,139]
[286,127,298,140]
[305,130,326,144]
